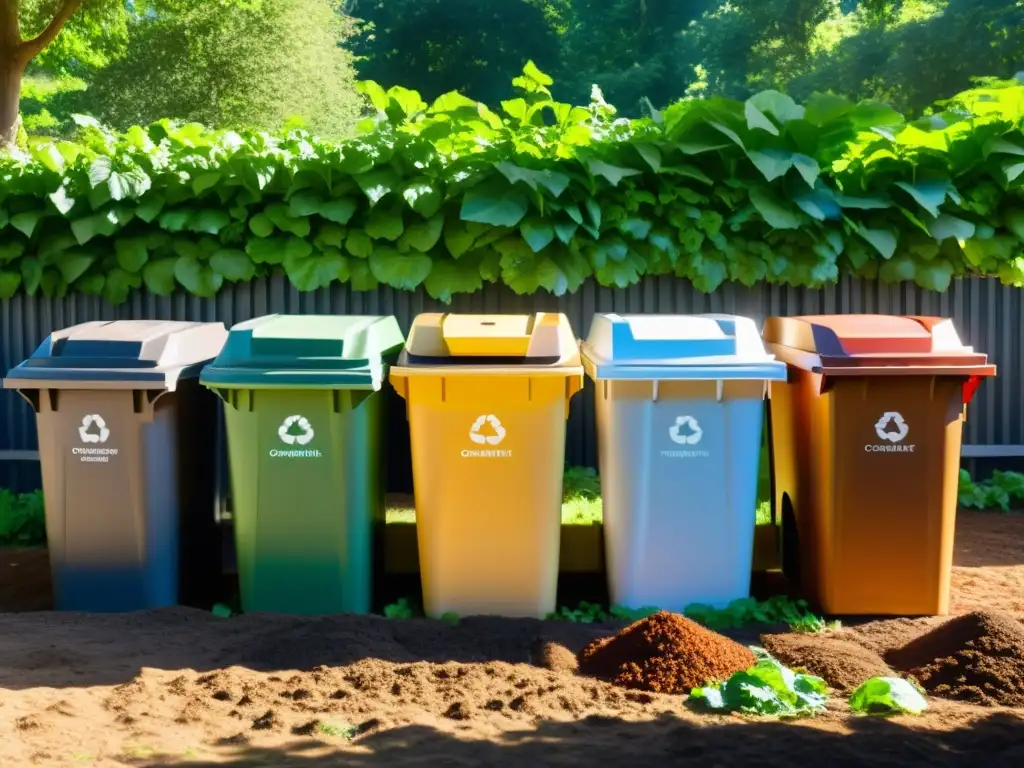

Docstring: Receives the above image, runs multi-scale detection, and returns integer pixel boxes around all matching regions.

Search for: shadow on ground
[154,710,1024,768]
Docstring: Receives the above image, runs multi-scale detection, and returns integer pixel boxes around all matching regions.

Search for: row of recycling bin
[2,312,995,619]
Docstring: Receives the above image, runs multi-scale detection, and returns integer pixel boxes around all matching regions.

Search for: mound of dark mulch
[885,611,1024,707]
[761,632,894,692]
[577,611,755,695]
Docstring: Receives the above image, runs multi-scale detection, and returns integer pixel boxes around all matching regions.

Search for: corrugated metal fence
[2,275,1022,492]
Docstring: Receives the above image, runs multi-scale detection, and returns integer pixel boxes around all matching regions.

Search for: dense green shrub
[1,65,1023,305]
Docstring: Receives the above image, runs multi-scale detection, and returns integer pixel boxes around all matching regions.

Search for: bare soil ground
[1,511,1022,767]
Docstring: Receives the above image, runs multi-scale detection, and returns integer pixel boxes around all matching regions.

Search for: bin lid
[2,320,229,391]
[199,314,405,390]
[761,315,996,376]
[581,313,787,381]
[391,312,582,375]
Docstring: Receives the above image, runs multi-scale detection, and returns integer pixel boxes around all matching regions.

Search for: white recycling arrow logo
[78,414,110,444]
[469,414,506,446]
[278,415,315,446]
[669,415,703,445]
[875,411,909,443]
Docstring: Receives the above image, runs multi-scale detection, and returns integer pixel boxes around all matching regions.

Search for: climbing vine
[1,64,1023,305]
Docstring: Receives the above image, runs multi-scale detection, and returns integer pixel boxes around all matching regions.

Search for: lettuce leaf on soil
[688,659,829,717]
[849,677,928,716]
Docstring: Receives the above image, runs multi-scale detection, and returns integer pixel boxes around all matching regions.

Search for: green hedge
[1,64,1023,305]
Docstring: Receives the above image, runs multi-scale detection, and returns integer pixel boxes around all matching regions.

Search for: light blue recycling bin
[581,314,788,612]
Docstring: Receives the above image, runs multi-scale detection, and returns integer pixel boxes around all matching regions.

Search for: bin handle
[963,375,983,406]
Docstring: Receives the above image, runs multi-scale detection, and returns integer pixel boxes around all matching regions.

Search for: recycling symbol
[669,415,703,446]
[875,412,909,443]
[78,414,110,444]
[469,414,506,446]
[278,415,315,446]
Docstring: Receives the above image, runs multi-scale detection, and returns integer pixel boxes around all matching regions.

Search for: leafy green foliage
[958,469,1024,512]
[0,489,46,546]
[848,677,928,716]
[5,65,1024,303]
[688,658,829,717]
[546,596,831,633]
[383,597,417,619]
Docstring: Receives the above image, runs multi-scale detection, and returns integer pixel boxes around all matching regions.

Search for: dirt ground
[1,511,1022,767]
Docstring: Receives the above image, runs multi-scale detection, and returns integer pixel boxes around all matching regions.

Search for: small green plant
[211,603,234,618]
[848,677,928,716]
[688,658,829,717]
[383,597,417,619]
[439,612,460,626]
[0,489,46,546]
[316,720,358,739]
[958,469,1024,512]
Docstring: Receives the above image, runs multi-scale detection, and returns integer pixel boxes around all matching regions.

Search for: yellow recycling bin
[389,313,584,618]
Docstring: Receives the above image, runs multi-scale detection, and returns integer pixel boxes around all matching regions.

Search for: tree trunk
[0,55,23,149]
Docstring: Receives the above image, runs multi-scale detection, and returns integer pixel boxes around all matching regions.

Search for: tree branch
[17,0,82,64]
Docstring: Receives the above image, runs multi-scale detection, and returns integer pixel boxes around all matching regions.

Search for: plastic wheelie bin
[389,313,584,619]
[581,313,787,612]
[763,315,996,616]
[2,320,229,612]
[200,314,404,615]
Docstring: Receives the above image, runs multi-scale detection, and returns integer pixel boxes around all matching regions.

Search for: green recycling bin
[200,314,405,615]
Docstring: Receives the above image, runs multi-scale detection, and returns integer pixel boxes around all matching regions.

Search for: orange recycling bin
[763,315,995,616]
[389,313,584,619]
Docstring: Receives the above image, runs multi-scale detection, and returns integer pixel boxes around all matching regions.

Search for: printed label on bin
[462,414,512,458]
[866,411,915,453]
[662,415,710,458]
[72,414,118,463]
[270,415,323,458]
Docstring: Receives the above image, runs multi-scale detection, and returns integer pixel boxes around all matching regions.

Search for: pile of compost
[577,611,755,695]
[885,611,1024,707]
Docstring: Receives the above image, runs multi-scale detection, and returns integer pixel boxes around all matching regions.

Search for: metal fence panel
[2,276,1020,492]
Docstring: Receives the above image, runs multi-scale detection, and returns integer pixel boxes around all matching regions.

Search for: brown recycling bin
[2,320,228,612]
[763,315,995,616]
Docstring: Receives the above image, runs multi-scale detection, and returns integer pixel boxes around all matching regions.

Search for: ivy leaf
[398,213,444,253]
[174,255,224,297]
[285,249,348,292]
[0,271,22,299]
[11,211,44,238]
[249,213,274,237]
[443,219,477,258]
[108,169,151,201]
[368,247,433,289]
[0,241,24,263]
[346,230,374,258]
[745,101,779,135]
[71,210,118,244]
[365,207,405,241]
[287,191,323,217]
[619,217,652,240]
[142,258,178,295]
[20,257,42,294]
[355,169,399,206]
[423,258,483,303]
[56,251,95,283]
[856,224,899,259]
[747,149,793,182]
[633,143,662,172]
[1006,210,1024,242]
[792,155,820,188]
[246,236,287,265]
[135,194,166,223]
[314,225,345,250]
[192,172,221,196]
[749,188,802,229]
[115,238,149,273]
[189,210,231,235]
[102,268,142,304]
[319,198,357,224]
[587,159,642,187]
[348,258,379,291]
[461,180,530,227]
[210,249,256,281]
[264,204,310,237]
[88,156,112,188]
[554,219,579,245]
[928,214,975,241]
[521,218,556,252]
[158,210,191,232]
[49,186,76,215]
[895,181,950,217]
[402,179,443,217]
[914,260,955,292]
